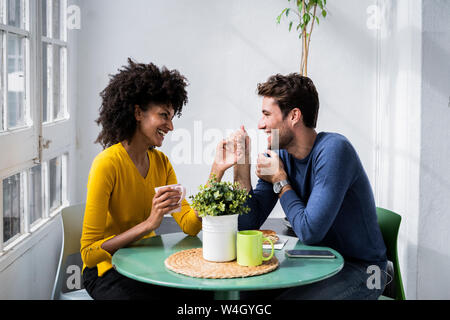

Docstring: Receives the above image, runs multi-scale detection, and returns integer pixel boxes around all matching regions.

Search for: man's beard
[269,127,294,150]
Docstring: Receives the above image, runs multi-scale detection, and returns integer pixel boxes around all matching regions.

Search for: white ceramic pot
[202,214,238,262]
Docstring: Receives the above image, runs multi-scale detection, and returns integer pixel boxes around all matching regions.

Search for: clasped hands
[213,126,288,184]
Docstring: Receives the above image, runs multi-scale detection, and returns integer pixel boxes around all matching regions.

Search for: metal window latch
[42,139,51,149]
[39,136,52,150]
[35,136,52,164]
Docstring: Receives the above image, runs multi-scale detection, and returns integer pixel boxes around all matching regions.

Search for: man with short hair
[217,73,387,299]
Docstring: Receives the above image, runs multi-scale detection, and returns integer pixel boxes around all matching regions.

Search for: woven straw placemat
[164,248,279,279]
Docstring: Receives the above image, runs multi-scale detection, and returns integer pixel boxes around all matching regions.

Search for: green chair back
[376,207,406,300]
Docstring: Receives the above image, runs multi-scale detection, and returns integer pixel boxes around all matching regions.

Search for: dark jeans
[83,266,214,300]
[240,260,387,300]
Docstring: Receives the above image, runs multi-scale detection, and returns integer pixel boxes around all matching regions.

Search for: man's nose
[257,118,265,130]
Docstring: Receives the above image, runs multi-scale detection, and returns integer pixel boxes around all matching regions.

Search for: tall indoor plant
[190,176,251,262]
[277,0,329,76]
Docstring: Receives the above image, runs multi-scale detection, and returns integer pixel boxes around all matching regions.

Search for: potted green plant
[190,176,251,262]
[276,0,329,76]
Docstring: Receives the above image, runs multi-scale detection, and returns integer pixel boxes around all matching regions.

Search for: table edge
[112,232,345,291]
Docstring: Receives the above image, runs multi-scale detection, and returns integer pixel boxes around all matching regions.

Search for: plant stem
[300,42,304,75]
[301,0,306,76]
[305,4,317,77]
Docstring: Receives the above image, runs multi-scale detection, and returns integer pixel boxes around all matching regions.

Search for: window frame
[0,153,68,255]
[27,163,45,229]
[42,0,68,124]
[0,0,31,131]
[0,0,71,258]
[0,0,37,174]
[1,171,25,247]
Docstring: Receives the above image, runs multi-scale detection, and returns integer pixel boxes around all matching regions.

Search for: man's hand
[231,126,252,191]
[256,149,288,184]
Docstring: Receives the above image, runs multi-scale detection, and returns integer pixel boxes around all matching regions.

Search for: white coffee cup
[154,184,186,214]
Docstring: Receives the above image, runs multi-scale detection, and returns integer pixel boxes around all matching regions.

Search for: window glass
[41,0,68,123]
[42,43,50,122]
[7,33,26,129]
[0,31,4,131]
[41,0,48,37]
[28,165,43,225]
[2,173,22,243]
[58,46,66,120]
[52,45,60,120]
[7,0,24,29]
[51,0,60,40]
[49,156,62,211]
[0,1,4,24]
[43,44,66,122]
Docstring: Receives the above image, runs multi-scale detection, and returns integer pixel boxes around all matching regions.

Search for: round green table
[112,232,344,300]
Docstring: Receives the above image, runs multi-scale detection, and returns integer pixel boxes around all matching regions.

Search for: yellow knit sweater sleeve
[80,144,202,277]
[80,153,116,270]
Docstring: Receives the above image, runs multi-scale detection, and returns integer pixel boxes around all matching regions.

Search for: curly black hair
[95,58,189,149]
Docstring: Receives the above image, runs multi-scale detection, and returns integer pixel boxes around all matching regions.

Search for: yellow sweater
[80,143,202,277]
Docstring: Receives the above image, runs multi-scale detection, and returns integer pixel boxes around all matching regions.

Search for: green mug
[237,230,275,267]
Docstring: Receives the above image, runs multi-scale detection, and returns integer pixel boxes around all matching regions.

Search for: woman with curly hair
[80,59,213,300]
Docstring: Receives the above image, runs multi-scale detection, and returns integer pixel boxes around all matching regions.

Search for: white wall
[70,0,450,300]
[73,0,379,218]
[375,0,423,300]
[373,0,450,300]
[0,217,62,299]
[417,0,450,299]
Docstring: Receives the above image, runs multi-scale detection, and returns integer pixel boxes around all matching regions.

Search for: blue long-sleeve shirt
[238,132,387,266]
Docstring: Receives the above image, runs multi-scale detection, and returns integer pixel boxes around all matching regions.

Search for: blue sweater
[238,132,387,266]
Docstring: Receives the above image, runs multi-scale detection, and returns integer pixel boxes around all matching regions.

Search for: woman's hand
[210,136,240,180]
[101,187,182,256]
[145,187,182,231]
[212,126,249,171]
[209,125,250,185]
[213,138,238,173]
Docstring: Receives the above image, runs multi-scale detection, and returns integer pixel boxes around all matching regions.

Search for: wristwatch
[273,179,290,194]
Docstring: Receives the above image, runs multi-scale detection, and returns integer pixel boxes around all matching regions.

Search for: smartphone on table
[285,249,336,259]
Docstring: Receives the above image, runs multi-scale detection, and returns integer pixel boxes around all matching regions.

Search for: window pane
[60,0,66,41]
[0,32,4,131]
[60,47,67,119]
[28,165,43,225]
[0,1,4,24]
[51,0,60,40]
[3,173,22,243]
[42,44,50,122]
[49,157,62,211]
[43,44,67,122]
[7,0,24,29]
[42,0,48,37]
[52,45,61,120]
[7,34,26,129]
